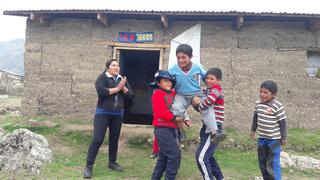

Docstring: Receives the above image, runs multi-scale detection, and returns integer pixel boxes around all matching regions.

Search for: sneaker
[184,119,192,127]
[108,162,123,171]
[149,153,159,159]
[211,132,227,144]
[83,165,93,178]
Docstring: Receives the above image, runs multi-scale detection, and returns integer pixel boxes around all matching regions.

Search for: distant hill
[0,39,25,76]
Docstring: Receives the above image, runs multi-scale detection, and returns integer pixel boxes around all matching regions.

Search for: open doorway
[119,49,160,125]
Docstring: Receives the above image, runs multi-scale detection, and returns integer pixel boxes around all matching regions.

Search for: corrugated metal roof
[3,9,320,19]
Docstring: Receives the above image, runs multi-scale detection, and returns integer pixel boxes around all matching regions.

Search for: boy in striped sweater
[250,80,287,180]
[192,67,227,144]
[193,67,226,180]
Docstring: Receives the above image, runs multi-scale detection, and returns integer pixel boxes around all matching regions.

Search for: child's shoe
[211,132,227,144]
[149,153,158,159]
[184,118,192,128]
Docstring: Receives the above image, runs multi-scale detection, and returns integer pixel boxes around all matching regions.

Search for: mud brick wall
[23,18,320,129]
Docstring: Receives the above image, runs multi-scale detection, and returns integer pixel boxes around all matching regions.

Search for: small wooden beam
[161,15,168,28]
[97,13,108,26]
[39,15,49,27]
[236,16,244,30]
[30,13,50,27]
[30,13,40,21]
[278,47,305,51]
[95,41,170,48]
[310,19,320,31]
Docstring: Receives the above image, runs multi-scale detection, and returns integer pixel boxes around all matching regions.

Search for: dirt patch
[120,124,154,139]
[62,124,93,132]
[61,124,154,155]
[47,135,75,155]
[0,96,21,108]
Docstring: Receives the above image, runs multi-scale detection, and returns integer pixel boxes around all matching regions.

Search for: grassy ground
[0,115,319,180]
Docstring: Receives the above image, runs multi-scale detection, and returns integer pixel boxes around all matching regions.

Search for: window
[307,51,320,77]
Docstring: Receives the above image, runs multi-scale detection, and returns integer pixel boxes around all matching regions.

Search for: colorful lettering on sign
[118,32,154,43]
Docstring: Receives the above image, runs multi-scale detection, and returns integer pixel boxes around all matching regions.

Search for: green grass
[126,134,151,149]
[286,128,320,152]
[2,123,60,136]
[62,130,93,146]
[0,116,319,179]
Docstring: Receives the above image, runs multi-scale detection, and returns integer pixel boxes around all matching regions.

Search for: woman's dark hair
[106,59,118,69]
[176,44,193,57]
[206,67,222,80]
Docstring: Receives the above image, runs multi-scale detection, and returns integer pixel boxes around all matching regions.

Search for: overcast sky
[1,0,320,42]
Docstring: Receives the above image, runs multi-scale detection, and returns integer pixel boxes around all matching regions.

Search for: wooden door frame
[112,46,165,69]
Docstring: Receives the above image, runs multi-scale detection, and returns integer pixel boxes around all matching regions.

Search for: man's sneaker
[211,132,227,144]
[149,153,159,159]
[108,162,123,171]
[83,165,93,178]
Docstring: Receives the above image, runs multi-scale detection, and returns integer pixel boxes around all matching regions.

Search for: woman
[83,59,134,178]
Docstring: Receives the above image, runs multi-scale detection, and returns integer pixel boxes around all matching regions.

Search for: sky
[1,0,320,42]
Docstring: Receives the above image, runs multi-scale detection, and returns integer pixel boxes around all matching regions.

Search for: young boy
[192,67,227,144]
[169,44,207,140]
[150,135,159,159]
[150,70,184,180]
[250,80,287,180]
[193,68,226,180]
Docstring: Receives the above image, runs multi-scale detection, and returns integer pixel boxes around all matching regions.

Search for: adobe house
[0,69,24,96]
[3,9,320,128]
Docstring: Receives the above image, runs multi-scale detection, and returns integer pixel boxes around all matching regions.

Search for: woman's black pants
[86,114,123,166]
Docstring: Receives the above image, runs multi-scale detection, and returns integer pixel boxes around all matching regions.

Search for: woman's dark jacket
[95,71,134,111]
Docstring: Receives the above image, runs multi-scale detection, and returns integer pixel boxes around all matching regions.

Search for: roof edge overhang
[4,9,320,30]
[3,9,320,19]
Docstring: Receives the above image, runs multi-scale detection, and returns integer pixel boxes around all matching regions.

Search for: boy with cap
[250,80,287,180]
[150,70,184,180]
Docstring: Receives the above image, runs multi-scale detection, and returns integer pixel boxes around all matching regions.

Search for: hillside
[0,39,24,76]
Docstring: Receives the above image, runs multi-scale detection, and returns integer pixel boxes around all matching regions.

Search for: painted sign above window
[118,32,154,43]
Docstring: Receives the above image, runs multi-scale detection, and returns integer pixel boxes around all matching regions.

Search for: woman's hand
[122,86,129,94]
[117,77,127,91]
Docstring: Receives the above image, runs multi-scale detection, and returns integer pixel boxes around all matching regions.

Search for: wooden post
[236,16,244,30]
[97,13,108,26]
[161,15,168,28]
[310,19,320,31]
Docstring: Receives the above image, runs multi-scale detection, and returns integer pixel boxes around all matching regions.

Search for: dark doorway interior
[119,49,159,125]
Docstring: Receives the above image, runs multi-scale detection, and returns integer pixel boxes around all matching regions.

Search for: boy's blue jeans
[258,138,282,180]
